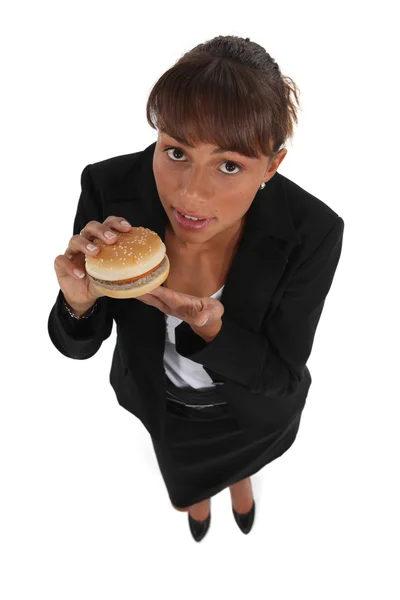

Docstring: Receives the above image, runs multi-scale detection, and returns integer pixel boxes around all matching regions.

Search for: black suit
[48,142,344,442]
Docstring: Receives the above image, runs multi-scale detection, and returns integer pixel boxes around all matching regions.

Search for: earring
[260,182,266,190]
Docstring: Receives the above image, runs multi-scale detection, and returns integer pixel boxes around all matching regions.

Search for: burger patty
[88,258,165,287]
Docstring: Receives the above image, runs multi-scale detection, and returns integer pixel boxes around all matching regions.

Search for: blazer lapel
[218,184,301,332]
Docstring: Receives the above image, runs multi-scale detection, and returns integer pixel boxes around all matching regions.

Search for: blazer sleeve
[47,164,113,360]
[174,216,345,396]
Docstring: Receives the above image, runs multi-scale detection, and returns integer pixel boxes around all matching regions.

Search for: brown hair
[146,35,302,163]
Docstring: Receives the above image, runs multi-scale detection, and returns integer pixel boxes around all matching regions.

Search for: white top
[164,285,225,389]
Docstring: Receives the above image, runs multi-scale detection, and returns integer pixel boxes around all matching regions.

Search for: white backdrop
[1,1,399,598]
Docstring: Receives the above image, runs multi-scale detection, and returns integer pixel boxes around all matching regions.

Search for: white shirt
[164,285,225,389]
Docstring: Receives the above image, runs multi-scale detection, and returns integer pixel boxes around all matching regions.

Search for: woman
[49,35,345,542]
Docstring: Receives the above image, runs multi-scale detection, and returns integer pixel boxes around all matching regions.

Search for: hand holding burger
[54,216,139,315]
[137,285,224,338]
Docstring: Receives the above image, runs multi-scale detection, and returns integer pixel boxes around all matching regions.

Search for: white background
[1,1,399,598]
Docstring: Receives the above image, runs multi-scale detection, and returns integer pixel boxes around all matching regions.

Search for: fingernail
[121,220,131,228]
[200,317,208,326]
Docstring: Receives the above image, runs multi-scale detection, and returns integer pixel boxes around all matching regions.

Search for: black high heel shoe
[188,508,211,542]
[232,500,256,534]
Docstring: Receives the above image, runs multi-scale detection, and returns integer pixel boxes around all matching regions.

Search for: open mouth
[173,208,215,230]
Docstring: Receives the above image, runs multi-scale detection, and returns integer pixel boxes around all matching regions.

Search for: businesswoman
[49,35,344,542]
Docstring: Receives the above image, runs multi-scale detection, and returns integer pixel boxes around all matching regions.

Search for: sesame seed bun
[84,226,169,299]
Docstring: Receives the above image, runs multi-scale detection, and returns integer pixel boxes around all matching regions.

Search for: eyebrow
[165,134,241,156]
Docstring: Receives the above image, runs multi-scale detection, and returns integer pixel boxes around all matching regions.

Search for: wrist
[63,296,97,318]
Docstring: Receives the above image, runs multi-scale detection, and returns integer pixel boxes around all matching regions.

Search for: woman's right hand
[54,216,132,310]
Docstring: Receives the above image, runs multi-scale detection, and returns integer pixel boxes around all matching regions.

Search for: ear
[272,148,288,170]
[264,148,288,179]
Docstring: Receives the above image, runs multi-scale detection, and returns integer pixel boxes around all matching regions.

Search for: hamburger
[85,226,170,299]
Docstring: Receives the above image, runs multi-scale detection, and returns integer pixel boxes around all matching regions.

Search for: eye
[163,147,242,176]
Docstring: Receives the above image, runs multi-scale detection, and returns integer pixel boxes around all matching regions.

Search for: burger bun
[84,226,169,299]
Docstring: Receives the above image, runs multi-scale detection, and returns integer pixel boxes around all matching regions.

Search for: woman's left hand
[136,285,224,331]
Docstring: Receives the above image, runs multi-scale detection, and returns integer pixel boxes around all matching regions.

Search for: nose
[180,169,212,207]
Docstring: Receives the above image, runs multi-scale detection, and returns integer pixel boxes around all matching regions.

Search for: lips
[174,207,210,219]
[173,208,215,231]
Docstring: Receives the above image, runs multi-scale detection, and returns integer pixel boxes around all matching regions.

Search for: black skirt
[151,377,302,509]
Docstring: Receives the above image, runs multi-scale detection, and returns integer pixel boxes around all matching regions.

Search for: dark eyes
[163,147,243,176]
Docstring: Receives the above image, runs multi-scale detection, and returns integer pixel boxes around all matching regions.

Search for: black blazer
[48,142,344,441]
